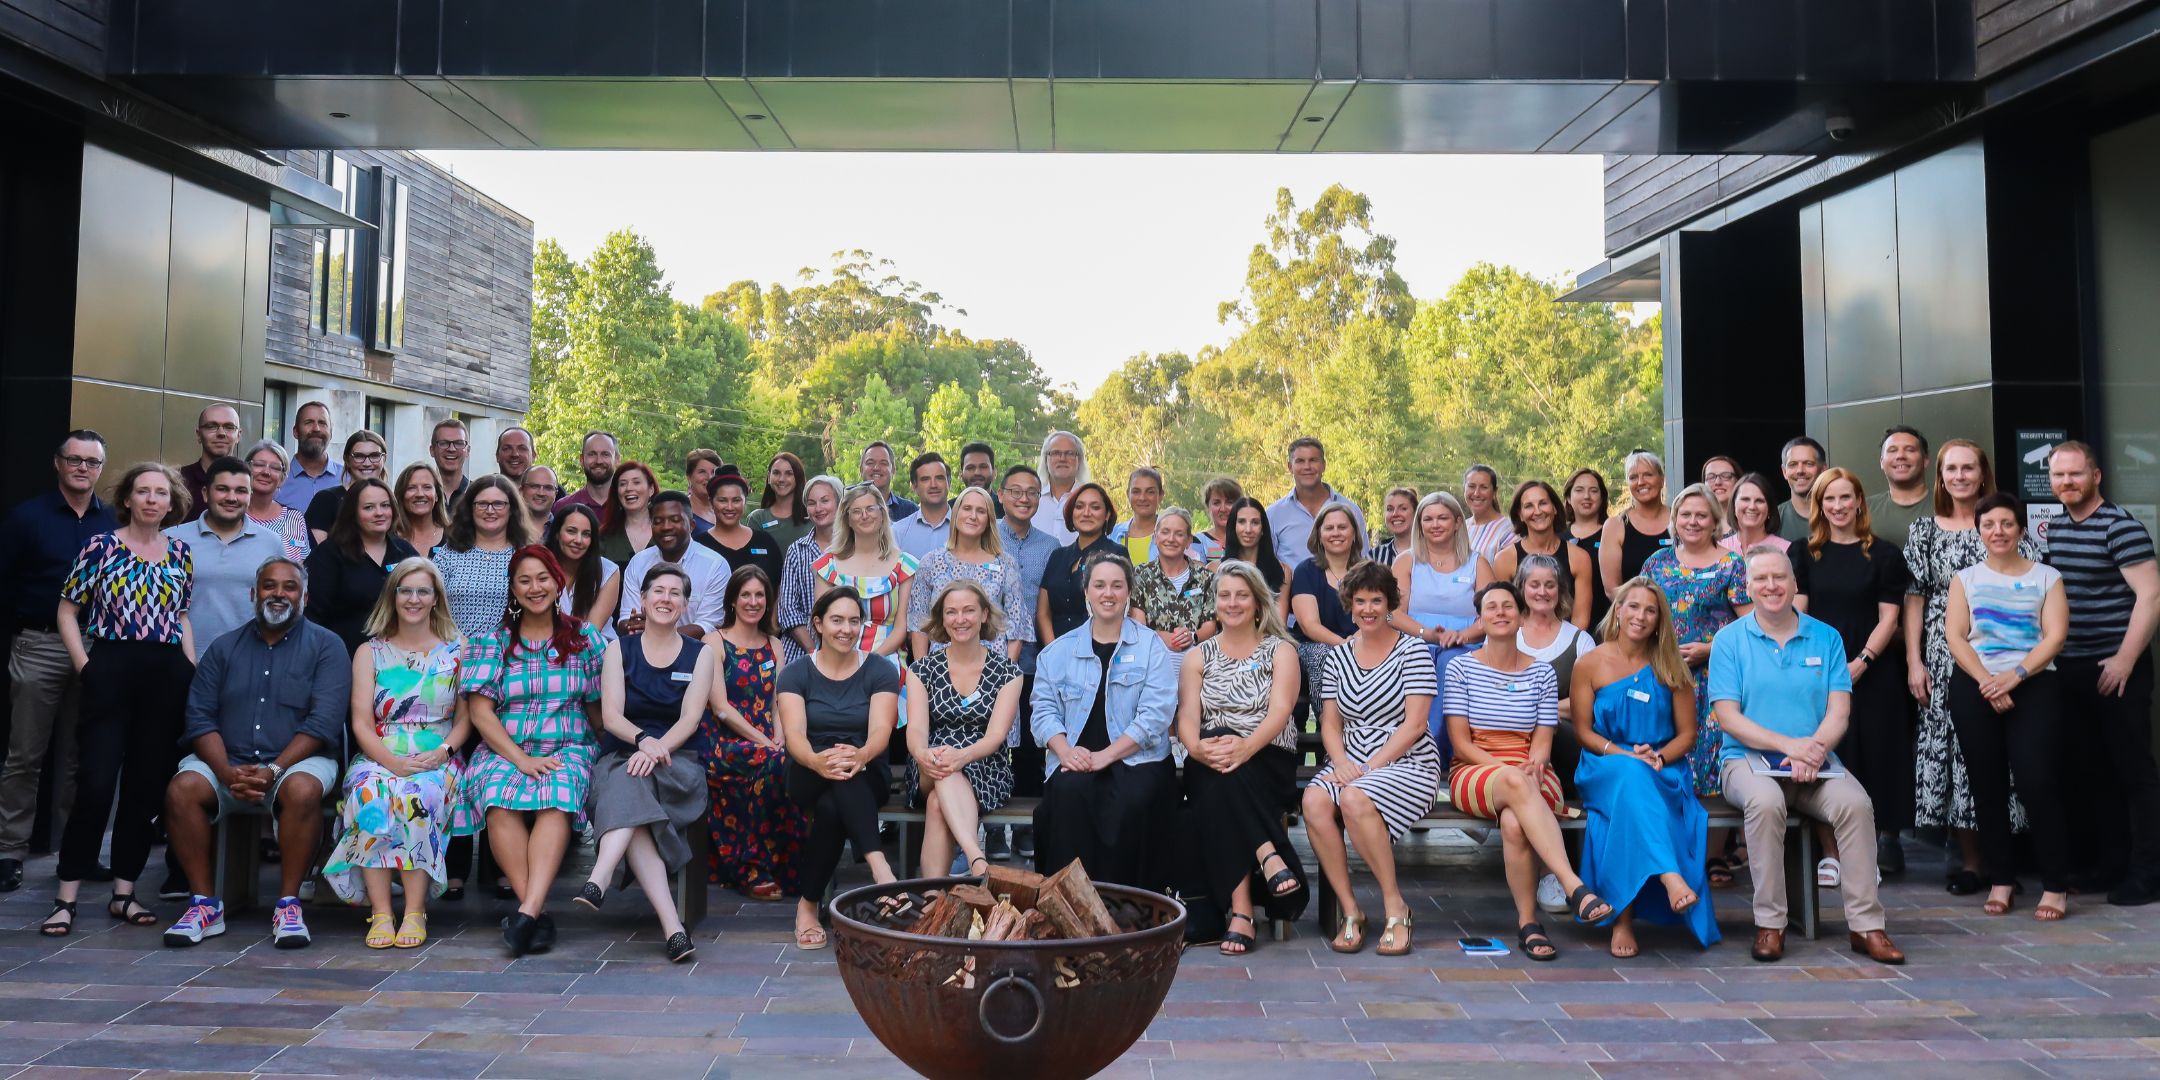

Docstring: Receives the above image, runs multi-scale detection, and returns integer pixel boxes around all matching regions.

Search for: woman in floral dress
[705,567,803,897]
[1638,484,1752,797]
[325,558,469,949]
[811,483,919,669]
[453,545,606,956]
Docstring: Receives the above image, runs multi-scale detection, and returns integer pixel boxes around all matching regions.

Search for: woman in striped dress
[453,546,605,956]
[1301,561,1443,958]
[1444,581,1613,960]
[1463,464,1517,563]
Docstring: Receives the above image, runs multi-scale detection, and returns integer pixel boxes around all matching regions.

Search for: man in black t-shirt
[2046,441,2160,906]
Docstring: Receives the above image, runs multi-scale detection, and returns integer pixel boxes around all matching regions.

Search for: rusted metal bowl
[829,876,1186,1080]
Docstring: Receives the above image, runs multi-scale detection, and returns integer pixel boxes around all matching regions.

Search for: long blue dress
[1574,665,1721,947]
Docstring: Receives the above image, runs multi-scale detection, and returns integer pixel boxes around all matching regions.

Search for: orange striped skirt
[1446,727,1576,821]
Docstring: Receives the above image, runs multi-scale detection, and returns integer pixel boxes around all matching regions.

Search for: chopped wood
[1039,861,1120,938]
[1022,909,1054,940]
[984,864,1044,909]
[898,860,1128,944]
[948,883,998,914]
[908,889,975,939]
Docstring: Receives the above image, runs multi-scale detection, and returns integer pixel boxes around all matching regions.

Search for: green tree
[831,374,916,483]
[530,238,579,389]
[919,383,1024,471]
[706,250,958,384]
[1303,317,1429,515]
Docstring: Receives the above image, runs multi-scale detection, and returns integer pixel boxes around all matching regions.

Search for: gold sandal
[394,912,428,948]
[364,913,396,949]
[1328,913,1366,954]
[1376,914,1414,957]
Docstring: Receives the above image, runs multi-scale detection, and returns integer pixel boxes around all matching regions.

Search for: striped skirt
[1447,727,1576,821]
[1308,722,1443,840]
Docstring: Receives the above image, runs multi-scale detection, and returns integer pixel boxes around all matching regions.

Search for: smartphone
[1457,937,1509,955]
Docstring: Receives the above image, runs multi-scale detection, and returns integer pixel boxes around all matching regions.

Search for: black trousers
[2057,654,2160,888]
[1033,757,1175,891]
[1947,669,2070,893]
[59,640,191,882]
[788,758,890,901]
[1010,673,1044,799]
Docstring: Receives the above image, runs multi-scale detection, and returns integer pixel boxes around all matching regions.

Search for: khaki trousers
[1,630,81,859]
[1721,758,1886,933]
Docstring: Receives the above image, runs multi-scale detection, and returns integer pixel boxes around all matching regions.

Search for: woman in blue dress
[1569,576,1720,958]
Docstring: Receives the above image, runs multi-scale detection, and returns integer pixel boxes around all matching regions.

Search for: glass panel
[263,382,290,445]
[388,181,409,349]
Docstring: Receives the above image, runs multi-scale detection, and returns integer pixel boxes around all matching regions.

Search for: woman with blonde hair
[908,486,1030,662]
[776,473,848,663]
[1601,450,1672,592]
[1389,490,1490,754]
[1570,577,1717,958]
[905,579,1022,879]
[812,483,919,666]
[324,558,470,948]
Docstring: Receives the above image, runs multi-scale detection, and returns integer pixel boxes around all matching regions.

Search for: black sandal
[1259,851,1301,897]
[1518,922,1558,961]
[1706,856,1735,889]
[1219,912,1256,955]
[40,899,76,937]
[107,893,157,926]
[1567,884,1613,925]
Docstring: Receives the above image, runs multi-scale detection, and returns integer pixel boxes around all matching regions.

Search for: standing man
[1033,431,1088,546]
[2046,441,2160,906]
[996,463,1060,862]
[0,431,112,892]
[275,401,340,511]
[1267,436,1367,569]
[1711,545,1904,965]
[959,442,1002,516]
[893,452,953,560]
[180,405,244,522]
[429,419,472,509]
[494,426,536,485]
[519,465,560,525]
[1776,436,1825,544]
[859,442,917,520]
[555,431,618,515]
[1869,426,1932,545]
[163,458,284,647]
[685,449,722,533]
[616,493,730,641]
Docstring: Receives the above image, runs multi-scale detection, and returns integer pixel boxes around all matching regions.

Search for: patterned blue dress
[1640,547,1750,795]
[452,624,606,831]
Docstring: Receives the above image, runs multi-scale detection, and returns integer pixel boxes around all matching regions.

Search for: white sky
[424,150,1612,398]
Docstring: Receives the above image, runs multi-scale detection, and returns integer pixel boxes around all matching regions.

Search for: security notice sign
[2016,428,2069,501]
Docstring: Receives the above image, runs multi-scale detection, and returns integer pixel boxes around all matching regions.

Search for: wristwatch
[265,762,285,782]
[2013,664,2030,680]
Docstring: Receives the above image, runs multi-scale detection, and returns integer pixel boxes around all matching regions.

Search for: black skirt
[1180,740,1308,930]
[1839,656,1915,831]
[1032,757,1176,892]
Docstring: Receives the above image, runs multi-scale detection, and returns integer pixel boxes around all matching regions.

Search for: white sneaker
[1536,873,1569,914]
[163,898,225,947]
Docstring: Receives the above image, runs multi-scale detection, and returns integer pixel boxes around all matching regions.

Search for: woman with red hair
[452,546,606,956]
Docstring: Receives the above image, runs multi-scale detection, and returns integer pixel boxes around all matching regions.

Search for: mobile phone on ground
[1458,937,1509,954]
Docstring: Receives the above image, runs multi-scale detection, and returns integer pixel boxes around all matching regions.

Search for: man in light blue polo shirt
[892,452,952,561]
[1266,436,1365,570]
[1709,543,1903,966]
[164,457,287,644]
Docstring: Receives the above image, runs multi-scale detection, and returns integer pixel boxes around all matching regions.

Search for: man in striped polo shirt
[2046,441,2160,907]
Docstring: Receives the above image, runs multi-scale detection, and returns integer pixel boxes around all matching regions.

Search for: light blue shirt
[997,519,1062,675]
[1030,617,1175,776]
[892,506,952,562]
[1266,486,1366,569]
[162,516,287,646]
[1707,610,1853,769]
[275,459,342,512]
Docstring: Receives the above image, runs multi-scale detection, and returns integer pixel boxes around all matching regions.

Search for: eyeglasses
[198,423,240,434]
[1002,485,1041,499]
[473,500,513,512]
[350,452,385,464]
[1704,471,1738,484]
[432,440,468,451]
[1046,449,1079,459]
[247,460,282,472]
[395,586,436,599]
[847,506,885,518]
[58,456,104,470]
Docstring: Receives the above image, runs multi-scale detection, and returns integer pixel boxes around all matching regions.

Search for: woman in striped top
[1945,493,2071,921]
[1301,562,1443,957]
[1444,581,1613,960]
[1463,464,1517,563]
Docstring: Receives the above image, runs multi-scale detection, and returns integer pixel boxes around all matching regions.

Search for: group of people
[4,407,2158,969]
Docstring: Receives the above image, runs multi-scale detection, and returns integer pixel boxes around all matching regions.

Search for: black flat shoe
[664,931,696,963]
[573,882,606,912]
[1877,834,1905,876]
[1946,869,1983,896]
[0,858,23,893]
[531,912,556,952]
[493,881,517,901]
[501,912,536,956]
[440,885,466,903]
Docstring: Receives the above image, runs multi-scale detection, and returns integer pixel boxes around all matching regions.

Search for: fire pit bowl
[829,876,1185,1080]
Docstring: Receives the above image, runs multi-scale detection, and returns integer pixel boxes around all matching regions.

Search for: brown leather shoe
[1750,925,1785,962]
[1849,929,1905,965]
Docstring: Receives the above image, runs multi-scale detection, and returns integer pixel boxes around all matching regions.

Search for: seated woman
[1570,577,1719,958]
[1444,581,1612,961]
[778,586,904,950]
[1177,559,1306,955]
[1032,551,1177,891]
[1130,507,1217,655]
[705,567,803,899]
[1291,504,1367,686]
[1301,561,1444,957]
[577,563,716,963]
[452,546,606,957]
[905,580,1022,877]
[324,558,470,949]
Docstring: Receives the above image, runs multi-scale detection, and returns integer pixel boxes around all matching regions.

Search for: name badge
[1184,587,1203,597]
[1245,660,1264,673]
[1659,538,1674,547]
[1118,652,1135,664]
[751,548,770,556]
[958,694,976,708]
[1452,574,1473,585]
[2011,580,2026,590]
[1506,681,1524,693]
[1804,656,1823,667]
[1628,688,1652,703]
[760,659,775,672]
[759,519,778,528]
[670,671,694,683]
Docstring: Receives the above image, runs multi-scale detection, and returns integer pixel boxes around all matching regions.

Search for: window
[365,398,395,459]
[311,154,363,338]
[263,382,292,445]
[374,177,409,350]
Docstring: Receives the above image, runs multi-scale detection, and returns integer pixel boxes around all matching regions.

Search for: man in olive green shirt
[1776,436,1825,545]
[1867,425,1931,546]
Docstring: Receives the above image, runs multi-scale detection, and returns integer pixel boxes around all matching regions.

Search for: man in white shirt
[617,493,729,639]
[1031,430,1088,546]
[893,452,953,560]
[1266,436,1366,568]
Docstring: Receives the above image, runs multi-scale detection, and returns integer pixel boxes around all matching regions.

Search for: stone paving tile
[118,1000,341,1029]
[1550,1018,1771,1044]
[256,1045,502,1078]
[33,1038,281,1073]
[478,1051,719,1079]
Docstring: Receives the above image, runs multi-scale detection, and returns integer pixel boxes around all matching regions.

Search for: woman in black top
[1564,468,1612,631]
[1793,467,1912,871]
[1221,496,1293,626]
[778,586,902,950]
[1035,481,1122,644]
[697,467,787,586]
[1600,450,1672,595]
[305,478,418,654]
[304,430,390,544]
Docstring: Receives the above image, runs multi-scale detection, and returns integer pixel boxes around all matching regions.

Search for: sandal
[795,923,829,950]
[1519,922,1559,961]
[1706,856,1735,889]
[1376,913,1414,957]
[1817,857,1843,888]
[365,913,396,949]
[2034,901,2067,922]
[107,893,157,926]
[745,880,784,902]
[394,912,428,948]
[1328,913,1367,954]
[40,899,77,937]
[1567,884,1614,926]
[1983,894,2015,916]
[1259,851,1301,897]
[441,884,466,903]
[1219,912,1256,956]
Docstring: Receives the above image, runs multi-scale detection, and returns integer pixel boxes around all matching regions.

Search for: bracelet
[1604,739,1615,754]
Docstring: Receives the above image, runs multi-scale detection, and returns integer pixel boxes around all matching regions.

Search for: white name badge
[759,519,778,528]
[1184,587,1203,597]
[1804,656,1823,667]
[760,659,775,672]
[670,670,694,683]
[752,548,770,556]
[1628,688,1652,703]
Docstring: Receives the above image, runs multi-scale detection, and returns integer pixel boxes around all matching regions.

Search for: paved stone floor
[4,831,2160,1079]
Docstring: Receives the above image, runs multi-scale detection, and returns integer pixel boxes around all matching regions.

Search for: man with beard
[495,426,536,485]
[959,441,1002,517]
[520,465,560,526]
[163,457,285,645]
[555,430,618,515]
[616,493,729,641]
[1776,436,1826,545]
[276,402,340,511]
[1868,425,1931,545]
[180,404,244,523]
[160,558,349,948]
[429,418,473,508]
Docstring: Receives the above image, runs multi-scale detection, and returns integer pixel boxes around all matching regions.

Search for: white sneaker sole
[164,920,225,947]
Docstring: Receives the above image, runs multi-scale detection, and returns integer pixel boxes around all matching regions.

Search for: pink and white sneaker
[271,897,311,949]
[164,898,225,947]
